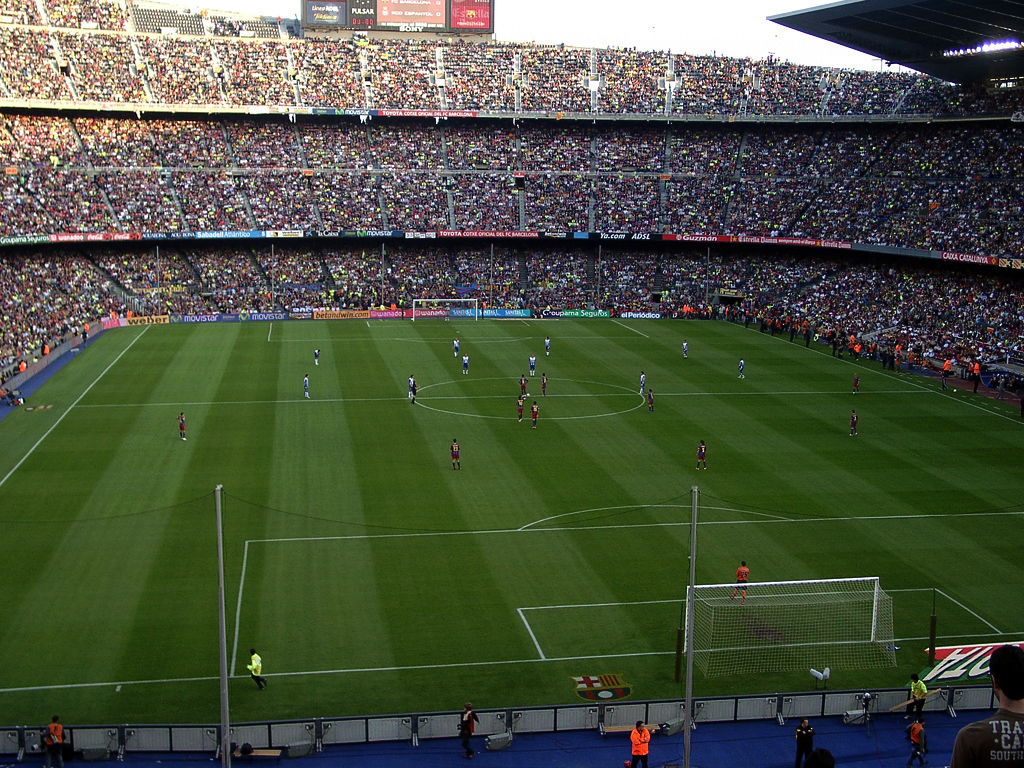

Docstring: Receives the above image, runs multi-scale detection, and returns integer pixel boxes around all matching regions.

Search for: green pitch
[0,318,1021,725]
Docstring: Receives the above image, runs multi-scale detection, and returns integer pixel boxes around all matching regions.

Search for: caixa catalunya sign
[921,640,1024,683]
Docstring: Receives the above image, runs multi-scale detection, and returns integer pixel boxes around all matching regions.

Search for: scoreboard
[303,0,492,32]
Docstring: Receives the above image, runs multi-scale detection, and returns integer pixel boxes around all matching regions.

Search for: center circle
[415,377,647,421]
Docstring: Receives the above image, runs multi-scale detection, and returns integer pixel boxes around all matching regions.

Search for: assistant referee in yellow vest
[248,648,267,690]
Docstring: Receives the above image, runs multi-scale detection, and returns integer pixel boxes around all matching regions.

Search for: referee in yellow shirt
[248,648,267,690]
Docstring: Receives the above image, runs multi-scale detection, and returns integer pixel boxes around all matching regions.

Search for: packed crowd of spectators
[310,172,383,230]
[323,247,383,309]
[58,32,145,103]
[3,116,1024,261]
[0,252,122,372]
[5,28,1024,117]
[176,171,253,231]
[46,0,126,31]
[1,245,1021,378]
[525,251,591,310]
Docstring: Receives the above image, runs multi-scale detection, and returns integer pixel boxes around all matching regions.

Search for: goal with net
[685,577,897,677]
[411,297,479,321]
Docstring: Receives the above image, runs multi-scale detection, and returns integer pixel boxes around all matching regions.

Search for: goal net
[686,577,896,677]
[412,297,479,321]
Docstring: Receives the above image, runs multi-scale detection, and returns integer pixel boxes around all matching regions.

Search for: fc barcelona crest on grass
[573,674,631,701]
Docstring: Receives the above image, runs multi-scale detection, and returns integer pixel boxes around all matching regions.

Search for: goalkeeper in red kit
[731,561,749,603]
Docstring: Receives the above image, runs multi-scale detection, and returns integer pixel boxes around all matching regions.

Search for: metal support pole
[683,485,698,768]
[216,485,231,768]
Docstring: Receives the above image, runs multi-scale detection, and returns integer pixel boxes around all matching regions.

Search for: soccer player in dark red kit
[647,389,654,412]
[541,373,547,396]
[850,409,858,436]
[178,412,186,441]
[520,374,528,395]
[530,401,539,429]
[450,438,460,470]
[516,395,525,422]
[696,440,706,470]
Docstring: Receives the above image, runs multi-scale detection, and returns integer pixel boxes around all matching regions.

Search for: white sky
[208,0,888,72]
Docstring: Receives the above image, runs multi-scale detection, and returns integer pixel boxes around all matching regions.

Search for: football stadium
[1,0,1023,766]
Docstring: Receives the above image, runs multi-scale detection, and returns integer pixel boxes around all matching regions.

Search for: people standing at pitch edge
[905,717,927,768]
[951,644,1024,767]
[905,673,928,720]
[738,358,745,378]
[43,716,64,768]
[630,720,651,768]
[794,719,814,768]
[459,702,479,758]
[247,648,267,690]
[731,561,749,602]
[682,340,688,358]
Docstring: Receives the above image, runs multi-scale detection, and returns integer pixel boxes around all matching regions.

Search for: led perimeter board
[303,0,491,32]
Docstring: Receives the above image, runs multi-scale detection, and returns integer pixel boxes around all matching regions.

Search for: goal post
[411,297,479,321]
[685,577,897,677]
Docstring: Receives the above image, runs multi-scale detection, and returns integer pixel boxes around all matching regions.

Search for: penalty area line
[517,608,546,660]
[611,319,649,338]
[0,326,150,492]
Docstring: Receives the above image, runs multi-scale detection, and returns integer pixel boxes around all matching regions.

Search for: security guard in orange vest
[43,715,64,768]
[630,720,651,768]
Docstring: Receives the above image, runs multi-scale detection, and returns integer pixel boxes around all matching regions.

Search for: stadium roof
[768,0,1024,85]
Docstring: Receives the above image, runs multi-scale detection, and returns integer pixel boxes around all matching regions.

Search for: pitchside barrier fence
[0,685,997,759]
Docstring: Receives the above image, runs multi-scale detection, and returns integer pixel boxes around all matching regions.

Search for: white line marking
[752,327,1024,425]
[522,598,681,611]
[267,322,272,342]
[517,608,546,659]
[246,508,1023,546]
[520,504,791,531]
[611,318,649,338]
[937,589,1002,633]
[72,388,927,410]
[229,539,251,677]
[0,327,150,491]
[9,630,1024,694]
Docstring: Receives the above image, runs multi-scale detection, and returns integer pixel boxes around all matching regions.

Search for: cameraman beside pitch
[950,644,1024,767]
